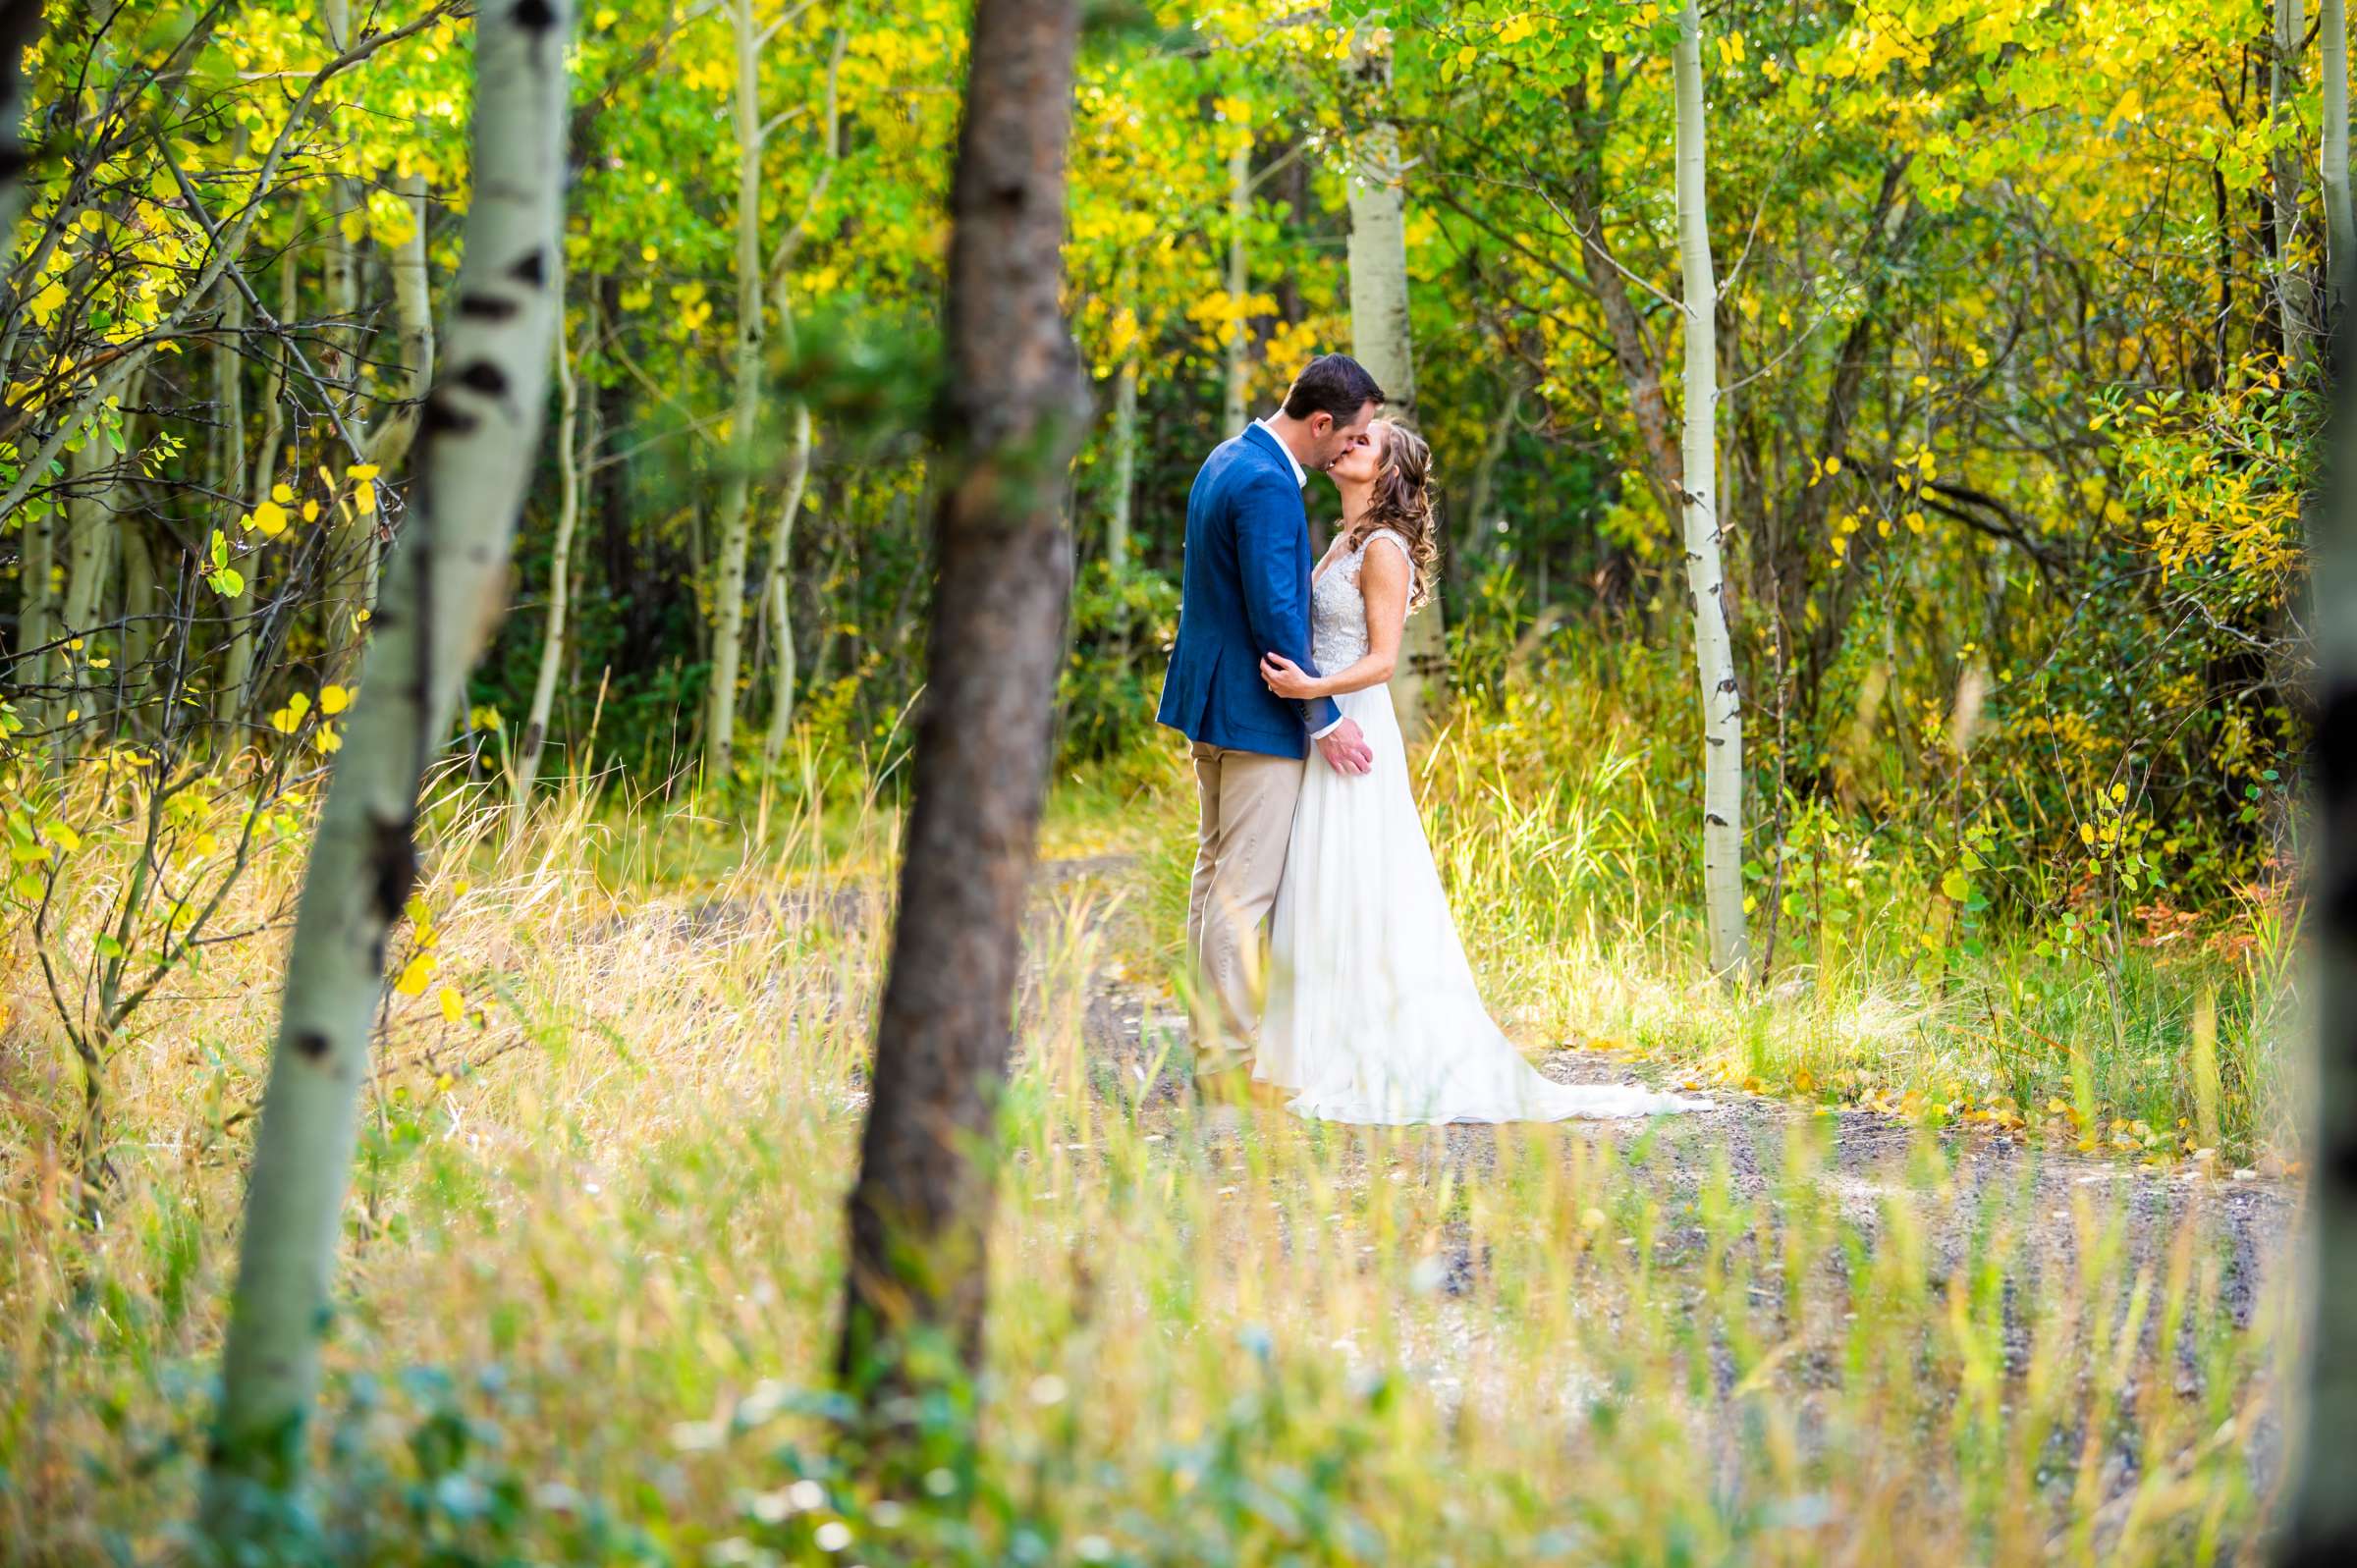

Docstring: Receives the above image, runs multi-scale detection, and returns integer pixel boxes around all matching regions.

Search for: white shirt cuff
[1309,714,1344,739]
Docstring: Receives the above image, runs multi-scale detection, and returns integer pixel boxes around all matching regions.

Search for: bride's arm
[1261,540,1411,699]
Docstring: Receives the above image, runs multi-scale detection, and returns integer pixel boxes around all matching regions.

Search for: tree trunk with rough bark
[837,0,1087,1406]
[1674,0,1748,979]
[201,1,573,1540]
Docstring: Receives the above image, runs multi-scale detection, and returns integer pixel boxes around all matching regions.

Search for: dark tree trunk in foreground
[2285,214,2357,1565]
[837,0,1087,1396]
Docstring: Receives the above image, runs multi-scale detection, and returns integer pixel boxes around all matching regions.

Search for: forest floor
[1023,853,2297,1354]
[2,792,2305,1563]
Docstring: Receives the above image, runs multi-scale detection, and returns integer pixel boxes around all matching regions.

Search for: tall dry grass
[0,730,2300,1565]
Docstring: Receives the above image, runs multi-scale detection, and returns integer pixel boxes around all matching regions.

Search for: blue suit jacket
[1156,423,1342,757]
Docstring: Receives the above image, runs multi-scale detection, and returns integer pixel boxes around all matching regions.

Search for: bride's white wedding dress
[1257,528,1704,1126]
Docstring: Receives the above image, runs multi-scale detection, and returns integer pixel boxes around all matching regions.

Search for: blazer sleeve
[1234,470,1343,735]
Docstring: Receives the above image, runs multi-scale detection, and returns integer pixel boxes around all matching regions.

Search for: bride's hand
[1260,653,1323,699]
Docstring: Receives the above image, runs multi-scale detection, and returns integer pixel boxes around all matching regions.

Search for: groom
[1157,353,1385,1099]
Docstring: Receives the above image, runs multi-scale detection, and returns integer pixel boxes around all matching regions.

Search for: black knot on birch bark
[456,360,511,398]
[509,247,548,287]
[513,0,558,30]
[457,292,521,321]
[419,393,480,439]
[2317,682,2357,796]
[294,1031,331,1062]
[366,814,418,924]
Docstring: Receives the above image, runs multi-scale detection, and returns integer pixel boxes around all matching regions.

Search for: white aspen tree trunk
[222,253,294,723]
[752,33,838,773]
[319,0,379,663]
[201,0,573,1536]
[121,520,154,686]
[1459,375,1522,568]
[2279,0,2320,366]
[364,171,436,473]
[2328,0,2352,329]
[703,0,767,784]
[1344,24,1445,740]
[517,264,580,801]
[759,403,813,769]
[1108,355,1136,571]
[59,438,112,707]
[17,486,53,735]
[1224,135,1250,433]
[1674,0,1748,980]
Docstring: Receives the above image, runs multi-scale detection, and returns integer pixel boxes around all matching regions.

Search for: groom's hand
[1316,719,1373,777]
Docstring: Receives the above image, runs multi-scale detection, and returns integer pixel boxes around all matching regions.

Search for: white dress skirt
[1256,529,1705,1125]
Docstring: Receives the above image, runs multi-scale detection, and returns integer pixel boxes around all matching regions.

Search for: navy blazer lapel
[1239,421,1300,487]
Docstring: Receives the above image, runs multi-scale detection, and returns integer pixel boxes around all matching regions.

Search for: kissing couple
[1157,353,1703,1126]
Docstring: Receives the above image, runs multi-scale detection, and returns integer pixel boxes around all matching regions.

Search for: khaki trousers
[1186,740,1305,1074]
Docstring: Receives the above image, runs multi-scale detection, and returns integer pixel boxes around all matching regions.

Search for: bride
[1254,420,1702,1125]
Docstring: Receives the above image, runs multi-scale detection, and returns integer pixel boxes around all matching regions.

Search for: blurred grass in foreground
[0,705,2298,1564]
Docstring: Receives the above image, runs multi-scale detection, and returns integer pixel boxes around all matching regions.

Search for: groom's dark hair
[1282,354,1386,423]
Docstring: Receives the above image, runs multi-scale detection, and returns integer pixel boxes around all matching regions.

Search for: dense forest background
[3,0,2318,894]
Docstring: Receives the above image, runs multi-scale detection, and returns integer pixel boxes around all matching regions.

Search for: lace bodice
[1310,527,1412,671]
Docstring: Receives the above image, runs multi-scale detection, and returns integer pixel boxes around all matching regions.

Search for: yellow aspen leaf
[41,820,81,851]
[395,953,435,996]
[348,462,381,481]
[251,500,289,537]
[356,484,377,515]
[313,724,341,754]
[438,986,464,1023]
[320,684,352,715]
[272,481,294,504]
[301,501,319,521]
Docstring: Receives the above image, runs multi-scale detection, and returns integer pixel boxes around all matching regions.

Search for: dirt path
[1035,855,2297,1342]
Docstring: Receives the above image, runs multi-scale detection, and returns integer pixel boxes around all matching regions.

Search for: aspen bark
[1674,0,1748,979]
[1108,355,1136,571]
[759,403,813,768]
[1344,25,1445,741]
[221,254,294,723]
[703,0,769,783]
[202,0,573,1534]
[838,0,1087,1399]
[15,483,53,734]
[518,264,581,800]
[59,437,112,724]
[364,170,436,473]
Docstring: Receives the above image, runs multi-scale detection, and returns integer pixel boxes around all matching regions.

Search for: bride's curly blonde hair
[1344,420,1440,612]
